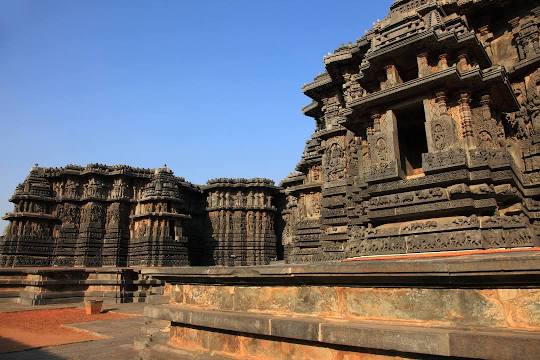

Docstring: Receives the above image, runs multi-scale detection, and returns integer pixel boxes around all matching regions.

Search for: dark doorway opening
[169,221,176,239]
[395,103,428,176]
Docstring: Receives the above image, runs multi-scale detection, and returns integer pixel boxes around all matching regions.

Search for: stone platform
[139,249,540,360]
[0,267,162,305]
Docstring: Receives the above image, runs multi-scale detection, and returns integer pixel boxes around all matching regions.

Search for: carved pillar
[480,94,492,122]
[459,92,475,148]
[417,52,430,77]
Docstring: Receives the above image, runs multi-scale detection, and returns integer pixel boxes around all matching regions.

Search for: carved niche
[346,133,360,176]
[83,178,106,199]
[472,94,506,149]
[58,203,81,225]
[282,195,298,245]
[511,11,540,62]
[135,220,149,239]
[106,203,122,228]
[307,165,322,183]
[80,203,104,224]
[110,178,127,200]
[325,142,346,182]
[304,192,321,220]
[233,191,244,208]
[63,179,80,198]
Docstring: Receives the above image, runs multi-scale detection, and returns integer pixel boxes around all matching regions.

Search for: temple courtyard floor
[0,302,161,360]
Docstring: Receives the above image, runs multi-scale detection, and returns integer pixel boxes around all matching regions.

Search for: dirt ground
[0,307,133,353]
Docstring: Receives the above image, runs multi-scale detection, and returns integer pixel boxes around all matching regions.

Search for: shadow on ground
[0,337,67,360]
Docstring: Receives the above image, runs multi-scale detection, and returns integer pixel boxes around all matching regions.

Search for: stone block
[320,322,450,356]
[183,284,234,310]
[270,317,320,342]
[189,309,270,335]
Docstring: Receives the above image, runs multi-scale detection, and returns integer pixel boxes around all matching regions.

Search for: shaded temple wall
[0,164,281,267]
[204,178,280,266]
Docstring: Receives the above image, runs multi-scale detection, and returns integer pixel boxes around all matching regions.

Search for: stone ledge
[0,279,162,286]
[146,304,540,360]
[141,250,540,286]
[0,267,138,274]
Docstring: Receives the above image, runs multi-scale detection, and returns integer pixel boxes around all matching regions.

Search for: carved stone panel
[321,96,342,129]
[424,94,459,153]
[324,141,346,182]
[511,12,540,62]
[342,72,365,104]
[302,192,321,220]
[366,111,400,181]
[526,69,540,133]
[471,95,505,149]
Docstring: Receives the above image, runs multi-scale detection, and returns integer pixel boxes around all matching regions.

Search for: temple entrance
[395,103,428,176]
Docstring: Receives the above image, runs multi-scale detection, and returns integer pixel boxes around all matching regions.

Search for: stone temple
[2,0,540,268]
[0,165,280,267]
[1,1,540,359]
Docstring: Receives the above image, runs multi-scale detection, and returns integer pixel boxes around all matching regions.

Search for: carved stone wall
[284,0,540,262]
[204,179,279,266]
[1,166,281,267]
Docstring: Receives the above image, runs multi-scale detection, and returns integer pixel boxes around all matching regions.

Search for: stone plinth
[0,267,162,305]
[138,250,540,360]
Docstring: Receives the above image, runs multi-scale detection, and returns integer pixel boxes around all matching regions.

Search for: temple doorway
[395,103,428,176]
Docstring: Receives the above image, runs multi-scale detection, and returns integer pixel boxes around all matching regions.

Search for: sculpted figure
[343,72,365,103]
[111,179,126,199]
[64,179,79,198]
[325,143,346,181]
[527,71,540,129]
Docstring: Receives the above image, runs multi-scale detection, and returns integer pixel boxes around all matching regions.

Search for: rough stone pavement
[0,302,152,360]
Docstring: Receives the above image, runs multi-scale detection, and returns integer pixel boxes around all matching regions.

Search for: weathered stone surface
[282,0,540,262]
[343,288,508,328]
[182,284,235,311]
[156,281,540,332]
[153,294,540,360]
[270,317,320,342]
[0,167,280,267]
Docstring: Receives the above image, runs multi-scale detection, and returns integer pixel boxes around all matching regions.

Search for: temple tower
[283,0,540,261]
[1,166,57,266]
[128,166,190,266]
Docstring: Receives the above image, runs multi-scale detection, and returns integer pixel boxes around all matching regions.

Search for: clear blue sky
[0,0,392,228]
